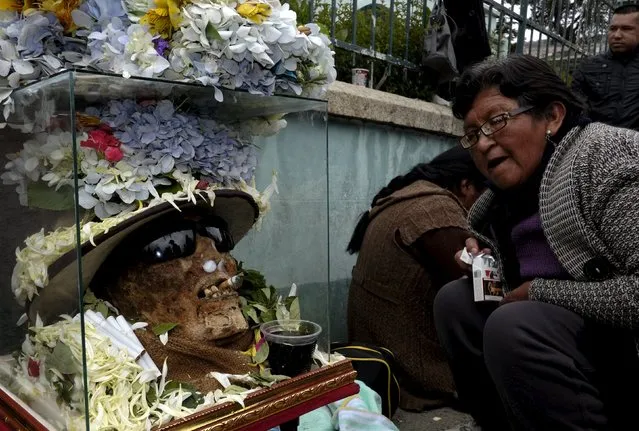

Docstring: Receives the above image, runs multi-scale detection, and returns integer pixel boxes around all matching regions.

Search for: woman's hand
[454,237,492,273]
[500,281,531,306]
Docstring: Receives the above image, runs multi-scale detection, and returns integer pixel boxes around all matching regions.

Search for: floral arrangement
[0,313,269,430]
[0,0,336,122]
[1,98,268,218]
[0,3,334,428]
[1,267,321,431]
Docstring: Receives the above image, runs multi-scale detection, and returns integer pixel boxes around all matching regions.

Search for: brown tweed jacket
[348,180,469,407]
[468,122,639,329]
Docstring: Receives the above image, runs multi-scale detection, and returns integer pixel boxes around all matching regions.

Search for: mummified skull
[98,212,249,342]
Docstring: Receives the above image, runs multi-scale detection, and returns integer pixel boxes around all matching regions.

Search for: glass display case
[0,71,355,431]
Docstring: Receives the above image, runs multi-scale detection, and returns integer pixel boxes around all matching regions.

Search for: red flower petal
[27,358,40,377]
[80,138,98,149]
[196,180,209,190]
[104,146,124,163]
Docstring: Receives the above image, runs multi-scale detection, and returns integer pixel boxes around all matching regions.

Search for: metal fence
[299,0,615,91]
[485,0,615,80]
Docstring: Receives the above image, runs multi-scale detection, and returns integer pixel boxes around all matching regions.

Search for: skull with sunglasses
[93,209,249,342]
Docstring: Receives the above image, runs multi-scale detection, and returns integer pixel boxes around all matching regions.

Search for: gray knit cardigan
[468,122,639,330]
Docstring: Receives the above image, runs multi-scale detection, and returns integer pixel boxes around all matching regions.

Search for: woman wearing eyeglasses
[434,54,639,431]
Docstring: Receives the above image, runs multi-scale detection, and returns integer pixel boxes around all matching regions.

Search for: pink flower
[104,146,124,162]
[81,129,124,163]
[27,358,40,377]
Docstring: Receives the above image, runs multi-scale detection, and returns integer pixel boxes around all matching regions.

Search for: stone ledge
[326,80,463,137]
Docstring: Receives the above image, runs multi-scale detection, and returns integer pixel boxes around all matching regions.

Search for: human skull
[98,213,249,342]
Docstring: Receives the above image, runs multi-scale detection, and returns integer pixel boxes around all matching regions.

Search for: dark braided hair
[346,146,484,254]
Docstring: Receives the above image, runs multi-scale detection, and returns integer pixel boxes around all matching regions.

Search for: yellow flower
[40,0,82,32]
[0,0,34,12]
[236,1,272,24]
[140,0,184,39]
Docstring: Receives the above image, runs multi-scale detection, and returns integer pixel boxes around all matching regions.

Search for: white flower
[1,131,84,206]
[122,24,170,78]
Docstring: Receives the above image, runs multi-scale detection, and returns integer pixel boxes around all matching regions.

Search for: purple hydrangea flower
[92,99,258,185]
[154,38,170,57]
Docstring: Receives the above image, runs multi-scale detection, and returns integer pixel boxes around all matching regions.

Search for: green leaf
[95,302,109,319]
[47,343,79,375]
[155,181,181,196]
[26,182,74,211]
[152,323,178,336]
[83,290,97,305]
[261,310,276,323]
[251,303,270,313]
[243,269,267,291]
[254,288,268,304]
[164,380,198,394]
[160,381,203,408]
[261,288,271,301]
[146,386,158,405]
[243,306,259,324]
[288,297,301,321]
[182,393,204,409]
[275,307,288,322]
[205,22,223,41]
[251,369,289,386]
[253,341,269,364]
[224,384,249,395]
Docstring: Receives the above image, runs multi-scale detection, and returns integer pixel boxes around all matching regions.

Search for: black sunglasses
[132,215,234,264]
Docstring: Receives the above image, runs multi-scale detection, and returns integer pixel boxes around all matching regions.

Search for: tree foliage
[288,0,434,101]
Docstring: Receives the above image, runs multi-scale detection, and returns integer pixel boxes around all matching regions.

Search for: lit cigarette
[218,275,243,291]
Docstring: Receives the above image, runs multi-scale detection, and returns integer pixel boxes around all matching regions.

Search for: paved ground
[393,407,472,431]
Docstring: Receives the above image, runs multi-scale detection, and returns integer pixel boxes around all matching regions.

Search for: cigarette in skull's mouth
[217,274,243,291]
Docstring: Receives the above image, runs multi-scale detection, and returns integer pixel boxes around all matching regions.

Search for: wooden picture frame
[1,360,358,431]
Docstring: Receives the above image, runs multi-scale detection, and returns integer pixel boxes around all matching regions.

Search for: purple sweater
[510,213,572,281]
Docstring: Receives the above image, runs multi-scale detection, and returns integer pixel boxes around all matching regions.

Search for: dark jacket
[444,0,491,73]
[571,50,639,130]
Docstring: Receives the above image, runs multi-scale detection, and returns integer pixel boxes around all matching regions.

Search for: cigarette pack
[472,254,504,302]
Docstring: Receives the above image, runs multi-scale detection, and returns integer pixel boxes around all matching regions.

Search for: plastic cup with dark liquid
[260,320,322,377]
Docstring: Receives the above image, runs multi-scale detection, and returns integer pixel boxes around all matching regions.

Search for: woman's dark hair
[452,55,585,122]
[346,146,484,254]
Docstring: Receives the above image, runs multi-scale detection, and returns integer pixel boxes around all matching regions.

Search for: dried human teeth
[202,260,217,273]
[204,288,212,298]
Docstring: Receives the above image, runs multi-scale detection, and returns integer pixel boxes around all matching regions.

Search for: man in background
[571,1,639,130]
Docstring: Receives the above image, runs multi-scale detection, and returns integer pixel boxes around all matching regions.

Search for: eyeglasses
[133,216,235,264]
[460,106,534,149]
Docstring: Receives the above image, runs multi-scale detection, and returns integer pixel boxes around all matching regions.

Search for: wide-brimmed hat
[28,190,259,324]
[3,98,277,325]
